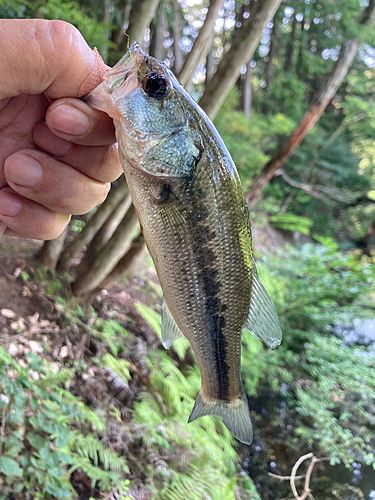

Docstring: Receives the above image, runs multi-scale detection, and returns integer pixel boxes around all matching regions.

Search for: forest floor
[0,221,287,345]
[0,223,291,499]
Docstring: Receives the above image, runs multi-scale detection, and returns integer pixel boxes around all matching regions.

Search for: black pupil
[143,72,167,99]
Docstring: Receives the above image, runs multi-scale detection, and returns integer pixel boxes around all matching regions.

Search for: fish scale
[87,42,282,445]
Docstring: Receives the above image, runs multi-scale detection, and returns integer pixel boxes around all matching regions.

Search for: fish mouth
[104,42,146,95]
[85,42,148,117]
[98,42,171,100]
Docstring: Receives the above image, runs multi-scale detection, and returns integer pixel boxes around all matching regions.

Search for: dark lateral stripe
[209,312,230,401]
[176,174,231,401]
[192,218,230,399]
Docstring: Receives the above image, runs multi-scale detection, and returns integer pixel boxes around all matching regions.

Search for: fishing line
[124,33,147,78]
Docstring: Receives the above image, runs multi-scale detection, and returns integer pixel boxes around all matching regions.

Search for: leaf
[0,457,23,477]
[55,451,74,465]
[27,433,46,449]
[55,429,71,448]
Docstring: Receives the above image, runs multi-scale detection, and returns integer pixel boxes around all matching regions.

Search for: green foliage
[0,0,113,59]
[131,303,261,499]
[294,336,375,465]
[0,347,129,499]
[270,213,314,235]
[36,0,113,55]
[70,218,86,233]
[94,318,130,356]
[215,89,297,189]
[241,244,375,468]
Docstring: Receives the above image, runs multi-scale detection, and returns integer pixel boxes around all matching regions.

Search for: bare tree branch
[277,169,348,204]
[270,454,331,500]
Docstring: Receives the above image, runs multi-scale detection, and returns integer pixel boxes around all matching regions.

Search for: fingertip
[47,102,90,136]
[46,98,116,146]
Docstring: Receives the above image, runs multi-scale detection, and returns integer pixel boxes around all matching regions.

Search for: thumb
[0,19,107,100]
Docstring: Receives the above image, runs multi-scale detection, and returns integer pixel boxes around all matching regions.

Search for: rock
[1,309,16,319]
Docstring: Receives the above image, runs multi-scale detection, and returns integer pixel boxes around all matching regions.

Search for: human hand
[0,19,123,239]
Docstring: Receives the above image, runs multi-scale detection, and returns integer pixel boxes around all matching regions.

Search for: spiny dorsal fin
[243,259,282,350]
[188,383,253,445]
[161,300,184,349]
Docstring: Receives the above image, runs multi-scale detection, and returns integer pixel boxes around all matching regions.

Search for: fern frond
[135,303,162,337]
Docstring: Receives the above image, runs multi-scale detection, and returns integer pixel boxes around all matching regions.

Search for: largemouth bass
[88,43,282,445]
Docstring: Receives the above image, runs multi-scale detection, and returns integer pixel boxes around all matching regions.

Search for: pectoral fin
[243,260,282,350]
[161,300,184,349]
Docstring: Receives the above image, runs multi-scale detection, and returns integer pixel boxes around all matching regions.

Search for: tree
[245,0,375,207]
[178,0,224,90]
[172,0,183,74]
[71,203,139,297]
[126,0,161,45]
[198,0,282,119]
[58,177,129,272]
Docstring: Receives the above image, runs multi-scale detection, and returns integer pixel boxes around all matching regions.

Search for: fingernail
[48,104,90,135]
[5,154,43,187]
[0,192,22,216]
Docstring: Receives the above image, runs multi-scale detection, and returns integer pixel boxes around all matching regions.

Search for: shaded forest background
[0,0,375,499]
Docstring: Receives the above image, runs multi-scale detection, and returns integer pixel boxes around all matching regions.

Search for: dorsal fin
[243,260,282,350]
[161,300,184,349]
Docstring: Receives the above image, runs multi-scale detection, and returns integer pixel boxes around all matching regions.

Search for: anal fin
[161,300,184,349]
[243,259,282,350]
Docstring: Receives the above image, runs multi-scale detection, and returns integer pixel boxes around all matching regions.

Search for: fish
[87,43,282,445]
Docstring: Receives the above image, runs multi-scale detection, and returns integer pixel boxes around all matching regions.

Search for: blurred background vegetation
[0,0,375,499]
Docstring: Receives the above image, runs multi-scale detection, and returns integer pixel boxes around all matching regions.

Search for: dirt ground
[0,222,285,338]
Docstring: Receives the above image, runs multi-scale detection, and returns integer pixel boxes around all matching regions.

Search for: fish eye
[142,71,168,100]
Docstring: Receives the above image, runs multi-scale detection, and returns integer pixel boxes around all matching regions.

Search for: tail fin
[188,385,253,445]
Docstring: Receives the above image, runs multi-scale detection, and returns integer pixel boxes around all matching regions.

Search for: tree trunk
[284,15,297,72]
[172,1,183,74]
[266,23,276,89]
[71,204,139,297]
[178,0,224,90]
[110,2,132,58]
[244,60,252,120]
[245,38,364,207]
[39,227,68,270]
[94,232,145,292]
[150,2,166,61]
[58,177,128,271]
[99,0,112,61]
[198,0,282,119]
[301,112,365,182]
[362,220,375,250]
[126,0,161,46]
[296,18,305,79]
[205,41,215,87]
[75,194,133,278]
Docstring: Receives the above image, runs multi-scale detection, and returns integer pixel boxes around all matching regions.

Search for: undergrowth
[1,243,374,499]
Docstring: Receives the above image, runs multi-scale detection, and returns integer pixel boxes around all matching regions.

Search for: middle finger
[33,122,123,183]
